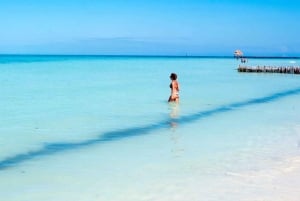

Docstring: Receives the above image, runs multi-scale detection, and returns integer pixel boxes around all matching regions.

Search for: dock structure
[238,65,300,74]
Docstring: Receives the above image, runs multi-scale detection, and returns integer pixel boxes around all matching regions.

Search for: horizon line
[1,54,300,59]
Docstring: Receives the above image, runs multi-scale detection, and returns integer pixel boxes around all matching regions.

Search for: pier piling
[237,65,300,74]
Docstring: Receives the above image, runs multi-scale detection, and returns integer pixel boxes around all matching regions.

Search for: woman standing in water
[168,73,180,103]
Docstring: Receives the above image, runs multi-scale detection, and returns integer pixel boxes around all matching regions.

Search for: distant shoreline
[0,54,299,59]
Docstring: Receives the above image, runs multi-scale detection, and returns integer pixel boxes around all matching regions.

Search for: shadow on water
[1,87,300,170]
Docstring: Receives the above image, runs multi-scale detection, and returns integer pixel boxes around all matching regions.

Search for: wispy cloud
[1,37,216,56]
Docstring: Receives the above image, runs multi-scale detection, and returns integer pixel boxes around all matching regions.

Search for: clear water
[1,55,300,200]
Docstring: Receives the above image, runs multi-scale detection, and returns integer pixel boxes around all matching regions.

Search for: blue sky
[0,0,300,56]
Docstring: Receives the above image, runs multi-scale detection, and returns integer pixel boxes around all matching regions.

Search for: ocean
[0,55,300,201]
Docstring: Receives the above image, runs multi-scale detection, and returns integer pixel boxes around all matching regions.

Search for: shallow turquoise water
[0,56,300,200]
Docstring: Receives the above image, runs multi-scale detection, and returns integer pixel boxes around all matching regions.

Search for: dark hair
[170,73,177,80]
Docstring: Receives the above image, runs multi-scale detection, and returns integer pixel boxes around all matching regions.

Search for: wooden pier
[238,65,300,74]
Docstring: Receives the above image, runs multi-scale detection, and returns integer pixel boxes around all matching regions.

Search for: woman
[168,73,180,103]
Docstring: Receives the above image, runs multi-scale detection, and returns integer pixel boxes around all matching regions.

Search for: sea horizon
[1,53,300,59]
